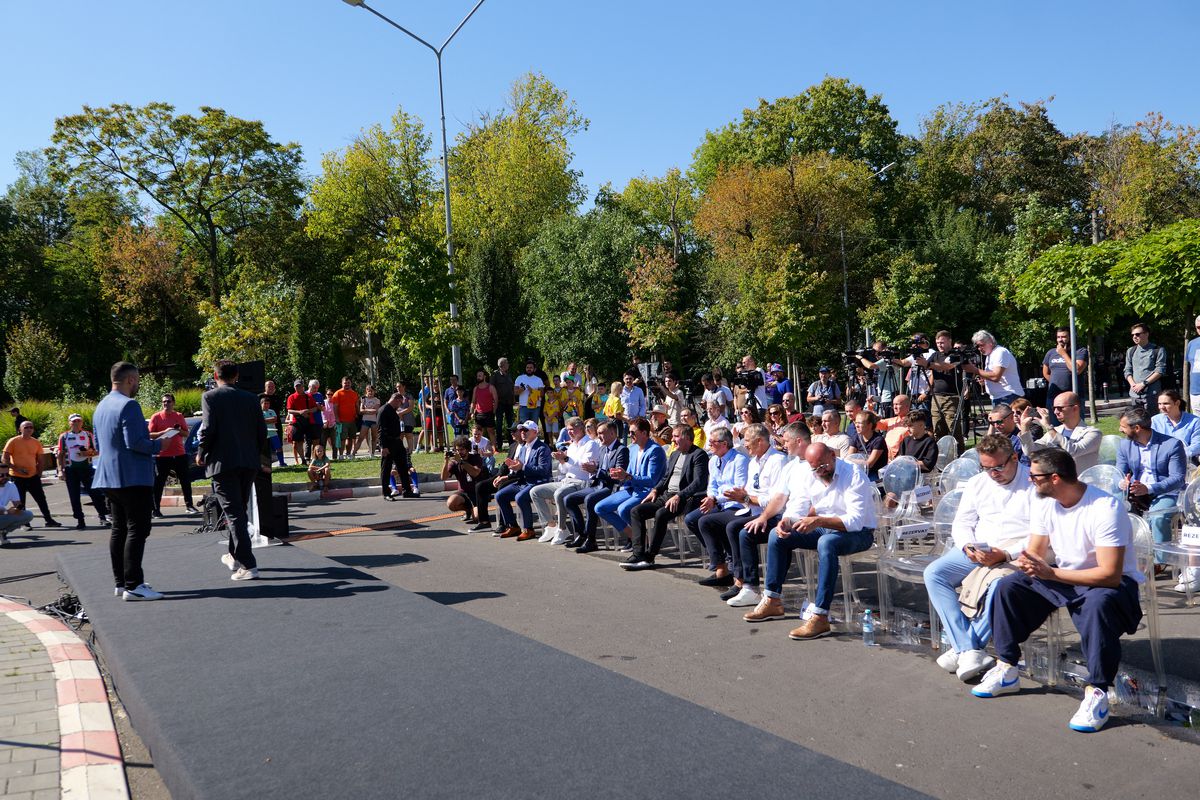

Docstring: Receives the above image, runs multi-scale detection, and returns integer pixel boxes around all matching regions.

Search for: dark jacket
[593,439,630,488]
[378,402,402,444]
[198,384,267,477]
[653,446,709,499]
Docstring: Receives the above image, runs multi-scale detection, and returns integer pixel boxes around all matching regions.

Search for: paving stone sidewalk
[0,611,59,800]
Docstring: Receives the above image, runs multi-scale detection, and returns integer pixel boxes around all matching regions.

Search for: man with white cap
[56,414,109,529]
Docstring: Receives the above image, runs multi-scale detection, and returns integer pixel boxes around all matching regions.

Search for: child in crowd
[543,375,563,442]
[898,412,938,473]
[261,396,285,467]
[603,381,623,421]
[308,445,332,492]
[322,396,338,458]
[471,425,496,473]
[561,376,584,418]
[449,387,470,437]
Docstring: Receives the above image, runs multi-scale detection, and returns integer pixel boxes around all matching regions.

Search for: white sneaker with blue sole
[971,662,1020,697]
[1068,686,1110,732]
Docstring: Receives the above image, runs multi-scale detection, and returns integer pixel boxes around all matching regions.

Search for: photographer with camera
[897,333,934,420]
[962,330,1024,407]
[914,331,966,447]
[736,355,770,410]
[858,342,903,418]
[806,366,841,416]
[442,435,487,524]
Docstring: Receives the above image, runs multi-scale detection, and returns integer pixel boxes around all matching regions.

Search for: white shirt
[744,447,787,515]
[0,480,19,509]
[471,436,492,455]
[983,345,1024,399]
[514,374,545,408]
[781,458,878,532]
[703,418,731,452]
[1031,485,1143,582]
[703,387,733,412]
[60,430,95,464]
[560,437,603,483]
[769,456,802,502]
[951,464,1036,558]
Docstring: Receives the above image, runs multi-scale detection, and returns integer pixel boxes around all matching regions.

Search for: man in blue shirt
[1186,315,1200,413]
[595,417,665,550]
[1117,406,1186,563]
[92,362,164,601]
[683,427,750,586]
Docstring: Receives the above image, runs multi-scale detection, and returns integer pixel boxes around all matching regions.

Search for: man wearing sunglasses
[986,403,1028,466]
[1124,323,1167,407]
[973,449,1144,734]
[1016,391,1101,473]
[923,434,1034,681]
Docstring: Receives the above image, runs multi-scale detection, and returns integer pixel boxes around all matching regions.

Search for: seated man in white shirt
[0,464,36,545]
[530,416,603,545]
[972,448,1145,734]
[742,442,877,640]
[923,434,1034,681]
[812,410,850,458]
[1016,391,1101,473]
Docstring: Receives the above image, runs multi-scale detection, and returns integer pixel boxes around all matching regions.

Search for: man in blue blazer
[92,362,164,601]
[495,421,553,541]
[1116,406,1187,559]
[595,417,667,550]
[563,420,629,553]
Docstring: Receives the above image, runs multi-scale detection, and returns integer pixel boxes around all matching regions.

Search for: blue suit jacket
[625,441,667,494]
[593,440,630,488]
[92,390,162,489]
[516,438,553,485]
[1116,430,1187,498]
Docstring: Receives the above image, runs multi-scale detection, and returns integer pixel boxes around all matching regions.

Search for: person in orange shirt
[330,376,361,460]
[882,394,913,460]
[149,393,198,517]
[2,421,61,527]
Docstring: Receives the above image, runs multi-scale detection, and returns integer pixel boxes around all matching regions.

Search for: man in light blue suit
[92,362,164,601]
[595,417,666,550]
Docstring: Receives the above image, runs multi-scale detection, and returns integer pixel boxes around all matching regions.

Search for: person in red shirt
[286,379,317,465]
[329,377,361,461]
[149,393,197,516]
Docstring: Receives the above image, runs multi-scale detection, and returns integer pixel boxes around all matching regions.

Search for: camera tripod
[948,372,992,446]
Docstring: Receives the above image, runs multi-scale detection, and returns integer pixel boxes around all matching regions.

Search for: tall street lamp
[341,0,487,379]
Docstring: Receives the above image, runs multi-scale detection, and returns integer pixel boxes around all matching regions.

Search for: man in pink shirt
[149,393,198,516]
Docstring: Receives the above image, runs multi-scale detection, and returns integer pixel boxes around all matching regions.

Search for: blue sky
[2,1,1197,198]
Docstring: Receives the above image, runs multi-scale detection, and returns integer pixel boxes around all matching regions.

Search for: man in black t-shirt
[915,330,965,447]
[441,436,487,522]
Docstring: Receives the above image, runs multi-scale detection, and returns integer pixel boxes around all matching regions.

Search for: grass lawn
[193,451,451,486]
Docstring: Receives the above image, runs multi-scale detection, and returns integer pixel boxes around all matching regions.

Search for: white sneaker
[231,567,259,581]
[1069,685,1110,733]
[114,586,123,597]
[936,649,960,673]
[220,553,241,571]
[1173,567,1200,593]
[122,584,163,601]
[956,649,995,682]
[538,526,558,543]
[550,530,574,546]
[726,586,762,608]
[971,662,1020,697]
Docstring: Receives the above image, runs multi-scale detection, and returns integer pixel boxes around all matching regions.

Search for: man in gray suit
[93,362,164,601]
[198,360,268,580]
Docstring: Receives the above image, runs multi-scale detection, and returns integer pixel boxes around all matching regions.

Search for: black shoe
[568,535,586,548]
[75,520,86,530]
[575,541,598,554]
[718,586,741,601]
[402,491,418,499]
[698,573,734,588]
[44,519,63,528]
[462,515,477,524]
[383,495,397,502]
[469,521,492,532]
[151,510,164,518]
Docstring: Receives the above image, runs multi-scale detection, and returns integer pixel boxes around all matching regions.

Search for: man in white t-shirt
[514,360,545,427]
[971,448,1145,734]
[529,416,602,545]
[962,330,1023,406]
[0,464,35,545]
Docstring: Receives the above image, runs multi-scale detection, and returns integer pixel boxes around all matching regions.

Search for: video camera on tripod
[943,344,983,369]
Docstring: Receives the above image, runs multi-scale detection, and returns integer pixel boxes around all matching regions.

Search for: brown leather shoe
[499,526,521,539]
[516,528,538,541]
[788,615,832,640]
[742,597,786,623]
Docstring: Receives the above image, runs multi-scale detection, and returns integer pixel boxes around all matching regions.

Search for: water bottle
[862,609,876,647]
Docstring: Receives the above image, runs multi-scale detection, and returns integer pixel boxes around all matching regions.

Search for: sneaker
[151,511,165,519]
[971,663,1020,698]
[220,553,241,571]
[936,649,960,673]
[550,530,574,546]
[185,506,200,515]
[114,586,122,597]
[620,554,654,570]
[538,526,558,543]
[98,516,109,526]
[0,534,7,546]
[718,585,740,601]
[619,540,633,552]
[788,615,832,640]
[726,585,762,608]
[231,567,259,581]
[956,649,996,682]
[1173,567,1200,593]
[743,597,786,623]
[1068,686,1110,733]
[122,584,163,601]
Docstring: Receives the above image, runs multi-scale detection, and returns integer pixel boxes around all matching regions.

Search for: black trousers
[153,454,194,512]
[696,509,747,571]
[210,468,258,570]
[380,438,412,497]
[13,475,52,521]
[475,478,508,523]
[630,494,699,559]
[64,462,107,521]
[106,485,153,589]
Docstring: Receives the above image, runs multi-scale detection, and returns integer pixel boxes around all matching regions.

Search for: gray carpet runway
[59,536,929,799]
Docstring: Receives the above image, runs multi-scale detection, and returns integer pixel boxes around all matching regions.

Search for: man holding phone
[149,393,198,517]
[923,434,1035,681]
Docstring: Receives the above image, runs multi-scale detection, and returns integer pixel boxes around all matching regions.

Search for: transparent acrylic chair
[800,491,887,632]
[1153,478,1200,605]
[959,447,980,465]
[1097,434,1123,467]
[937,457,980,496]
[934,435,959,473]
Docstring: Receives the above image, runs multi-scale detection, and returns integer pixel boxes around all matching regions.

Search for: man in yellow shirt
[2,421,61,528]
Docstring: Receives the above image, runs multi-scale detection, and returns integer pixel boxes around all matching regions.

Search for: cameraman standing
[898,333,934,421]
[859,342,902,418]
[962,330,1023,407]
[915,331,964,447]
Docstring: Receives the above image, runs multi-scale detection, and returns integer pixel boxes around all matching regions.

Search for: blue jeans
[518,407,539,426]
[495,481,539,529]
[1147,494,1178,564]
[764,526,874,611]
[923,547,1001,652]
[595,487,647,532]
[737,516,779,585]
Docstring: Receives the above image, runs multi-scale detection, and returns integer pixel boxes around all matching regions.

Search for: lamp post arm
[359,3,438,55]
[440,0,487,53]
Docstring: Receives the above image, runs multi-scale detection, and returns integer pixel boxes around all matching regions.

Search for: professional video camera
[944,345,983,368]
[732,368,764,391]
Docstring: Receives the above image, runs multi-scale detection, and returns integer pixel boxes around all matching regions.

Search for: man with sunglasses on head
[973,449,1144,734]
[986,403,1028,466]
[923,434,1035,682]
[1016,391,1101,473]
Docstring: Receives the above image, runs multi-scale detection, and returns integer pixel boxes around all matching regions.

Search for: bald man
[1017,391,1101,473]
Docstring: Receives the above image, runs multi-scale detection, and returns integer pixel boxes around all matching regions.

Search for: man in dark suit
[624,424,710,569]
[92,362,164,601]
[378,392,415,500]
[471,422,529,532]
[198,360,268,580]
[494,420,553,540]
[563,420,630,553]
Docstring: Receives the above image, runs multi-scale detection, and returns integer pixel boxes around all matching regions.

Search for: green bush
[3,318,73,402]
[0,400,63,447]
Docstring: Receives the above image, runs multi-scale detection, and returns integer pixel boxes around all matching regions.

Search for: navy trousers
[563,485,611,543]
[990,573,1142,689]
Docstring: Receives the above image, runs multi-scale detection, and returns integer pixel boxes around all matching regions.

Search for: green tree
[621,245,688,357]
[461,238,524,368]
[1111,218,1200,357]
[4,317,72,400]
[614,168,700,261]
[195,278,297,380]
[48,102,304,303]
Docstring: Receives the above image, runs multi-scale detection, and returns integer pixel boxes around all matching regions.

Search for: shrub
[3,318,72,402]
